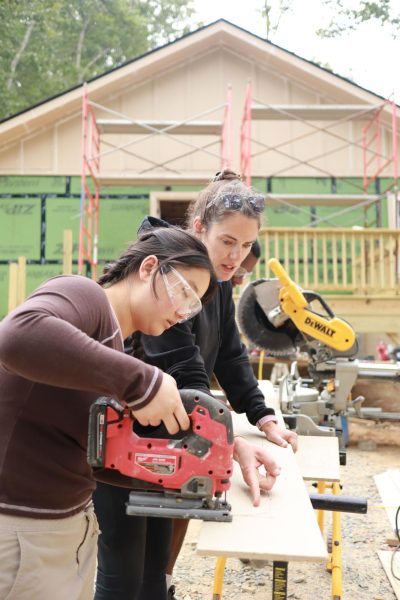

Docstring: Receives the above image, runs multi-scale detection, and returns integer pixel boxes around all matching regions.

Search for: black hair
[251,240,261,259]
[97,226,217,305]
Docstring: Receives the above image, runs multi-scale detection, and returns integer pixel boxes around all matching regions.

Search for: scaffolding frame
[240,80,398,226]
[79,85,233,276]
[240,81,253,188]
[362,94,398,193]
[79,86,100,278]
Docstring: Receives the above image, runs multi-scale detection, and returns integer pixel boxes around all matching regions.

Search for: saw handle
[132,389,234,444]
[87,390,234,469]
[302,291,335,319]
[268,258,307,308]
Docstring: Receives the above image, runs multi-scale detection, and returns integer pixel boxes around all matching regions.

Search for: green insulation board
[45,196,150,260]
[0,264,64,318]
[0,197,42,260]
[0,176,67,194]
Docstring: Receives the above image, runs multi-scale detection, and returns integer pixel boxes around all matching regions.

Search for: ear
[193,216,205,237]
[138,255,158,281]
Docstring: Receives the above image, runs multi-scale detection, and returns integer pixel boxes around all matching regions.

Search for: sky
[190,0,400,101]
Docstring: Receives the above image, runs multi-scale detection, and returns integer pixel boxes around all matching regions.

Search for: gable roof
[0,19,393,148]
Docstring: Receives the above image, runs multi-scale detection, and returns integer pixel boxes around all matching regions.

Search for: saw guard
[237,259,357,356]
[268,258,356,352]
[237,279,301,356]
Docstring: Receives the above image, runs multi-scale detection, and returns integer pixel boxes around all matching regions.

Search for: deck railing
[256,227,400,295]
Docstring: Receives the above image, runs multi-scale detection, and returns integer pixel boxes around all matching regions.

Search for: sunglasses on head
[208,193,265,213]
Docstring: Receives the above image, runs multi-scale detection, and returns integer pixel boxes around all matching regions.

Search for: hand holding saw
[87,389,234,521]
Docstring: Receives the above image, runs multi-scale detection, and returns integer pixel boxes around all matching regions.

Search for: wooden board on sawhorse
[196,405,327,599]
[260,379,346,600]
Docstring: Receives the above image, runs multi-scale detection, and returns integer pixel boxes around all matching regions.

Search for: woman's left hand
[260,421,298,452]
[233,437,281,506]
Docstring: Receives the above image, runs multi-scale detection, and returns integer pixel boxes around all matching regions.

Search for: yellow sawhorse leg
[316,480,326,535]
[316,480,342,600]
[212,556,227,599]
[330,482,342,600]
[212,557,290,600]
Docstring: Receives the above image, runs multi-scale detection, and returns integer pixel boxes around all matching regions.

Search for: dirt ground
[173,441,400,600]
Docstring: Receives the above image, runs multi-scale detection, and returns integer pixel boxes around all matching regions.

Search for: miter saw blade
[237,279,302,357]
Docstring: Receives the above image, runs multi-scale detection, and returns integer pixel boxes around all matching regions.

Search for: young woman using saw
[0,226,217,600]
[93,169,298,600]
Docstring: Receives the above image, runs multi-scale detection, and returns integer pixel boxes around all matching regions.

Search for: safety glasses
[161,266,202,323]
[207,193,265,213]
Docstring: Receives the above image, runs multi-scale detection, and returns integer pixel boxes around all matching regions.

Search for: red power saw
[87,389,234,522]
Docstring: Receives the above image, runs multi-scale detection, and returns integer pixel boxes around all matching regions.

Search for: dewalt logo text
[304,316,335,338]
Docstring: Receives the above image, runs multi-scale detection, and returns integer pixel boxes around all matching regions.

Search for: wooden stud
[303,233,308,287]
[284,233,289,273]
[341,233,347,288]
[322,233,328,285]
[8,263,18,313]
[313,233,318,286]
[332,233,338,286]
[17,256,26,307]
[294,232,299,282]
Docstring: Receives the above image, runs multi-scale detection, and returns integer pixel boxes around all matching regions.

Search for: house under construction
[0,20,399,343]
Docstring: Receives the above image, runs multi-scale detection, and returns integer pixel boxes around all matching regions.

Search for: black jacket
[137,216,275,425]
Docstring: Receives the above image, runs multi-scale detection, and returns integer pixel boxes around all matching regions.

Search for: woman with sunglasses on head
[93,170,297,600]
[0,227,216,600]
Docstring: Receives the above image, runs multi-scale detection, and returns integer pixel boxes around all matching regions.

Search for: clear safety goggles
[161,266,202,323]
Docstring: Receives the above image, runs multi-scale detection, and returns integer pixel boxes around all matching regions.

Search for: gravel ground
[172,443,400,600]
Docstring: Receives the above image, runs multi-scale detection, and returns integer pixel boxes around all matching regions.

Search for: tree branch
[76,14,89,81]
[7,20,35,90]
[82,49,107,76]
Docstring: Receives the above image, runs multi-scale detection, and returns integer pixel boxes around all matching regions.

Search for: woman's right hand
[131,372,190,435]
[233,436,281,506]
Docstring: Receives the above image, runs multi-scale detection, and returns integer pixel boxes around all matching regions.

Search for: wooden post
[63,229,73,275]
[17,256,26,307]
[8,263,18,313]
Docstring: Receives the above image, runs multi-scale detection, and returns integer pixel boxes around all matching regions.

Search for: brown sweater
[0,275,162,519]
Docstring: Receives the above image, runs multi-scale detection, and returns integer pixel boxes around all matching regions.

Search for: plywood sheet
[377,550,400,600]
[197,413,327,562]
[296,436,340,482]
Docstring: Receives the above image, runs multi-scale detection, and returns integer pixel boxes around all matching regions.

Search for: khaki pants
[0,504,99,600]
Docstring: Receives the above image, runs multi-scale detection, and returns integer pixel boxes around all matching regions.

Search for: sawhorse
[196,412,328,599]
[205,379,366,600]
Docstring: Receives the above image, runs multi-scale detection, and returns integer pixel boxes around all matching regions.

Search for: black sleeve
[213,284,275,425]
[140,320,212,395]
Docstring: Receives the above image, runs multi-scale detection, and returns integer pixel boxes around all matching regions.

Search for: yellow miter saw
[238,258,360,444]
[239,257,400,451]
[238,258,357,361]
[265,259,356,353]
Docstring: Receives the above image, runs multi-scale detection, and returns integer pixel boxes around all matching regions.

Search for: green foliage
[317,0,400,38]
[259,0,294,40]
[0,0,195,120]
